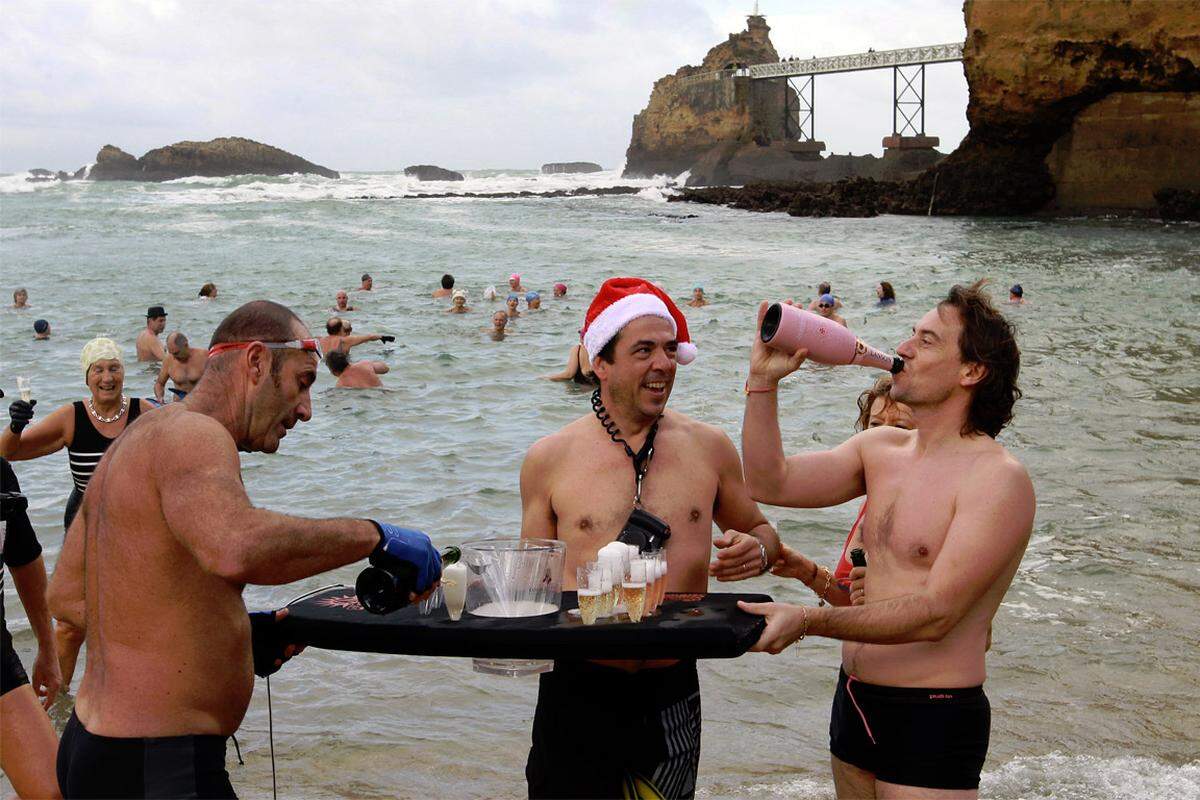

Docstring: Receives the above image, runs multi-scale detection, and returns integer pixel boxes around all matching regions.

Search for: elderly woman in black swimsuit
[1,336,150,692]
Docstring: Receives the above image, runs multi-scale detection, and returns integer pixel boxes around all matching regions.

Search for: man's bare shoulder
[526,414,593,462]
[854,424,914,450]
[662,411,729,448]
[139,408,236,462]
[970,439,1033,495]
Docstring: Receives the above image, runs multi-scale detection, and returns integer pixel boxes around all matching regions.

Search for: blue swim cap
[819,293,836,306]
[507,292,520,302]
[1010,284,1023,297]
[525,291,540,301]
[34,319,49,333]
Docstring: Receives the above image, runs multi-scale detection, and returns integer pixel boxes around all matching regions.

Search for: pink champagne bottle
[759,303,903,373]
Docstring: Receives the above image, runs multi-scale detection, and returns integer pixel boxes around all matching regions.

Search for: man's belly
[841,633,988,688]
[78,642,255,737]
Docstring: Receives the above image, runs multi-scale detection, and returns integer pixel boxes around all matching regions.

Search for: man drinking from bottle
[739,281,1034,799]
[48,300,441,799]
[520,277,781,799]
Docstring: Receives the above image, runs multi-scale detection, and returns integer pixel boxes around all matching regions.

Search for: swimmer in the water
[553,283,567,298]
[807,282,843,313]
[876,281,896,307]
[815,293,848,327]
[198,283,218,300]
[447,290,471,314]
[33,319,51,340]
[483,286,497,302]
[357,274,373,291]
[12,288,29,309]
[332,290,357,313]
[319,318,393,356]
[507,273,526,294]
[433,274,454,299]
[325,349,388,388]
[154,332,207,403]
[136,306,168,361]
[546,342,594,385]
[1007,284,1026,305]
[506,293,522,318]
[525,291,541,311]
[489,311,509,340]
[688,286,708,308]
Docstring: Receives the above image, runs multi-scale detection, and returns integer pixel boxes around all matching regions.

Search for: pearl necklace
[88,395,128,424]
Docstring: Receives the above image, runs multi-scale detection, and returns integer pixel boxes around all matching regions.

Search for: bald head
[207,300,307,375]
[167,331,190,358]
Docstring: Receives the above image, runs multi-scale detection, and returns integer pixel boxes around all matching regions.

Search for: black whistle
[850,548,867,568]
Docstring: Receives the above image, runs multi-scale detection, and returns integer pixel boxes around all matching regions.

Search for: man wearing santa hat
[520,277,781,799]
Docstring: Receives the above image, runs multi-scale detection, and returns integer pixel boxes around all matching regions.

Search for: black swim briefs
[57,711,236,799]
[527,659,702,800]
[1,626,29,696]
[829,667,990,791]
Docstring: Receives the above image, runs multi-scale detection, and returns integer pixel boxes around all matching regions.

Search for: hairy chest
[862,455,961,568]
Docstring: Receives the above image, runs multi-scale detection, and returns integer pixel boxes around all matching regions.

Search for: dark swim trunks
[830,668,990,791]
[1,627,29,696]
[168,387,188,400]
[57,711,236,799]
[527,659,702,799]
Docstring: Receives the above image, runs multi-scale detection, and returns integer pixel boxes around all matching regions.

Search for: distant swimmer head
[508,273,522,289]
[326,349,350,376]
[33,318,50,336]
[1009,284,1023,298]
[452,289,468,306]
[818,282,831,296]
[819,293,836,308]
[441,274,455,290]
[525,291,540,308]
[507,293,520,307]
[554,283,567,297]
[492,311,508,328]
[326,317,343,335]
[198,282,217,298]
[360,273,373,289]
[483,285,497,301]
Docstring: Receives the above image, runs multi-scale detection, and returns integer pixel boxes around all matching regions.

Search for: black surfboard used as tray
[279,586,771,661]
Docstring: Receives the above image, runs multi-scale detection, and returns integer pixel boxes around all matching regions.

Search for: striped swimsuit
[64,399,142,529]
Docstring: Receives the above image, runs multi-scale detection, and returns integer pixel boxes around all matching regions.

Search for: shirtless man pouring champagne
[48,301,441,799]
[520,278,781,799]
[739,281,1035,799]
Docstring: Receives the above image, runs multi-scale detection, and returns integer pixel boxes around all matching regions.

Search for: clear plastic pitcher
[461,538,565,676]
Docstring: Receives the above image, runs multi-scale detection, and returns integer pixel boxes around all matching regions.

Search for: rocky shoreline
[349,186,644,200]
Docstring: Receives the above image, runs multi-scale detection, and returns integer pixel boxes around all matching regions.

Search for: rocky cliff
[622,15,800,180]
[88,137,339,181]
[913,0,1200,215]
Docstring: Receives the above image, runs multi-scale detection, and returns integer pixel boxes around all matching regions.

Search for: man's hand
[249,608,306,678]
[370,521,442,595]
[848,566,866,606]
[8,399,36,434]
[710,530,766,582]
[770,543,815,581]
[32,644,62,710]
[737,600,810,654]
[748,301,807,389]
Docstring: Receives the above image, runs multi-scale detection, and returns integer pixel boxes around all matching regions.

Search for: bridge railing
[675,67,745,88]
[749,42,963,79]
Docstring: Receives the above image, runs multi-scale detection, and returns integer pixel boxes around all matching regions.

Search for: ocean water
[1,170,1197,799]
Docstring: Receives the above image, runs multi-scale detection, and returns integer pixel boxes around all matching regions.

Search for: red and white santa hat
[581,277,697,365]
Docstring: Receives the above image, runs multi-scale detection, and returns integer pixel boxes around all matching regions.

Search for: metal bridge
[677,40,963,145]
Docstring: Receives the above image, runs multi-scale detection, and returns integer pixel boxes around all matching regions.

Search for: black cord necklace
[592,387,660,503]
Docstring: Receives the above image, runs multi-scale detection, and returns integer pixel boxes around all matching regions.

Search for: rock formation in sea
[637,3,1200,216]
[404,165,464,181]
[88,137,339,181]
[541,162,603,174]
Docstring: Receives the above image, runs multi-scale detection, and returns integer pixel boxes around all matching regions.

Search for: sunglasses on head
[208,339,323,361]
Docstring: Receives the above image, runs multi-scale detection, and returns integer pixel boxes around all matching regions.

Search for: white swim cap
[80,337,123,377]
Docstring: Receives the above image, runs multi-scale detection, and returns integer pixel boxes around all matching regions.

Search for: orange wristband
[744,380,777,395]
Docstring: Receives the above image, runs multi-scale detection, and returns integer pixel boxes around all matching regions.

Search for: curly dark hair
[939,280,1021,438]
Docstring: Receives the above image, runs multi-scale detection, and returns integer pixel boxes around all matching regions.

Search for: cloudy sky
[0,0,969,174]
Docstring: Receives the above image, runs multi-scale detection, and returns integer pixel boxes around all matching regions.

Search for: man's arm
[153,359,170,403]
[341,334,381,349]
[742,457,1035,651]
[11,556,62,706]
[157,416,379,585]
[519,437,557,540]
[708,426,781,581]
[48,507,86,631]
